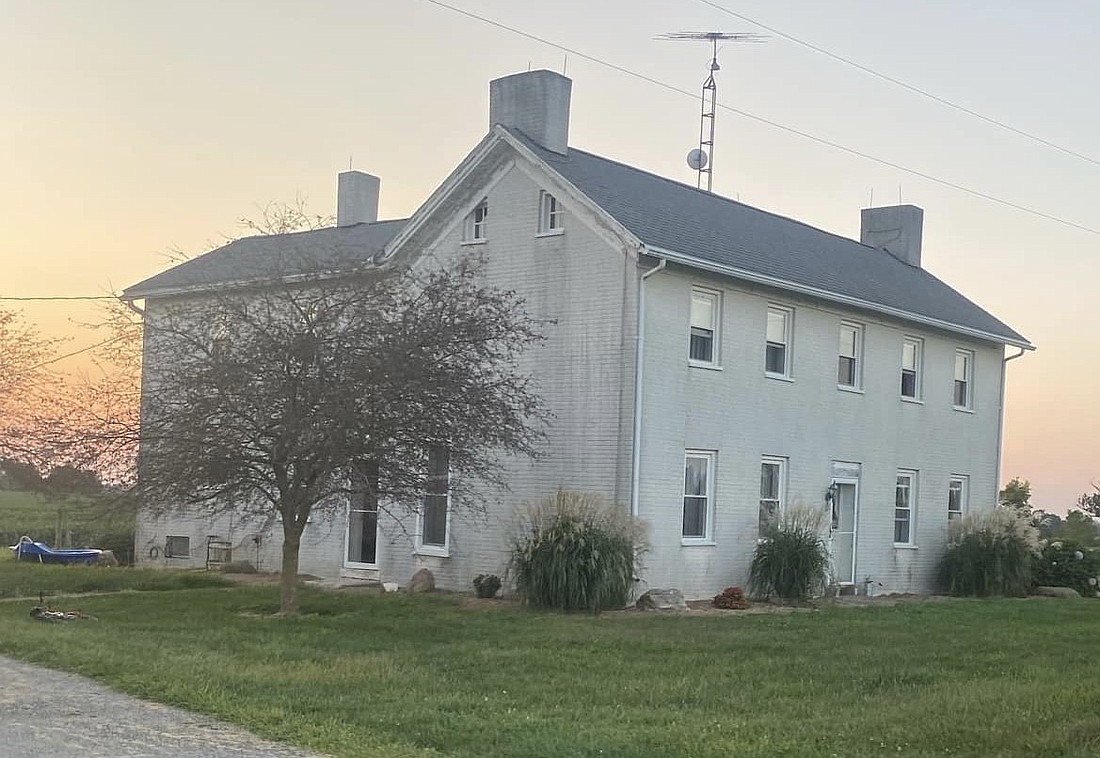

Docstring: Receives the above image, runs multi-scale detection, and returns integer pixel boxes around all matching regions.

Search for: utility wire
[695,0,1100,169]
[15,335,126,376]
[424,0,1100,238]
[0,295,118,302]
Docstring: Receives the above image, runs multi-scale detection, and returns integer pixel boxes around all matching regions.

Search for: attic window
[463,201,488,243]
[538,191,563,235]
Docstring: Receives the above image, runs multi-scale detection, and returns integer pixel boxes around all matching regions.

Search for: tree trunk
[280,523,303,615]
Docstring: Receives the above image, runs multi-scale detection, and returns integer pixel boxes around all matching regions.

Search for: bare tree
[0,307,61,464]
[136,259,548,613]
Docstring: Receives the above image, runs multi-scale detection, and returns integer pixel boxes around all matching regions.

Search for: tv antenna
[658,31,766,192]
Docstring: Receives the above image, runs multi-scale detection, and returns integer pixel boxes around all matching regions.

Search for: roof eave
[644,244,1034,350]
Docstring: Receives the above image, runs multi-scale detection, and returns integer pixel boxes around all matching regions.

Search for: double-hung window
[895,470,917,545]
[682,451,715,542]
[463,201,488,242]
[165,535,190,559]
[953,350,973,409]
[901,337,922,399]
[689,288,719,365]
[419,447,449,551]
[948,476,968,521]
[538,191,563,234]
[759,457,786,536]
[838,322,863,389]
[765,306,793,377]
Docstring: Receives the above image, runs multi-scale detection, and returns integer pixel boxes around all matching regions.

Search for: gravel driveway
[0,655,326,757]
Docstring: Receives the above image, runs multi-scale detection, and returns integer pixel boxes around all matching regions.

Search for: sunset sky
[2,1,1097,512]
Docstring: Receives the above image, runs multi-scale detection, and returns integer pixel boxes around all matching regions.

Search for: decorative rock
[382,582,399,593]
[635,588,688,611]
[407,568,436,593]
[1035,586,1081,598]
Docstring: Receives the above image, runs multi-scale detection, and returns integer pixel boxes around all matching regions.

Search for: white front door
[344,499,378,568]
[829,479,859,584]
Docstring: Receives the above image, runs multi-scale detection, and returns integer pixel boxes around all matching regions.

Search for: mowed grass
[2,584,1100,758]
[0,550,229,599]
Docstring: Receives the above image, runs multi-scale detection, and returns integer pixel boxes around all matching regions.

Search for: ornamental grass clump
[749,503,829,601]
[939,508,1040,597]
[510,491,646,612]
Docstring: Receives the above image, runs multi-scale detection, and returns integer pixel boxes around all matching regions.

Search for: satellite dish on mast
[686,149,708,171]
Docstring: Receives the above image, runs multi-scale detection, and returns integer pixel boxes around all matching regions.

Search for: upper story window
[901,337,923,400]
[895,470,918,546]
[689,288,719,365]
[765,305,793,378]
[463,201,488,243]
[838,322,863,389]
[682,450,715,543]
[759,456,786,536]
[953,350,973,409]
[538,191,563,235]
[948,476,968,521]
[419,447,450,551]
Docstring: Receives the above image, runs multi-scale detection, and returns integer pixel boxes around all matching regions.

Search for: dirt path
[0,655,326,757]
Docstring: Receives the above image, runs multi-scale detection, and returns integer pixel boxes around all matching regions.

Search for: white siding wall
[636,266,1004,598]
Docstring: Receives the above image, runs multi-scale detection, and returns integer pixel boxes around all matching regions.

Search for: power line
[695,0,1100,169]
[424,0,1100,238]
[16,335,126,376]
[0,295,118,302]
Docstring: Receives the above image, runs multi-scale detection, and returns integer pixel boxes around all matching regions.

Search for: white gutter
[630,257,666,517]
[994,346,1028,505]
[643,244,1034,351]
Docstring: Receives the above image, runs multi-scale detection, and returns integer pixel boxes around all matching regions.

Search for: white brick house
[124,70,1031,597]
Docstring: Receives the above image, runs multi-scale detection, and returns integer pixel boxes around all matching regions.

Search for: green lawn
[1,579,1098,757]
[0,551,228,598]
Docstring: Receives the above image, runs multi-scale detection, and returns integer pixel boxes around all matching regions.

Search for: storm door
[829,479,859,584]
[344,485,378,568]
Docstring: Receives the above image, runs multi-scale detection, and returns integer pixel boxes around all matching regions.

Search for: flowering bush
[712,586,750,610]
[1034,541,1100,597]
[939,508,1040,596]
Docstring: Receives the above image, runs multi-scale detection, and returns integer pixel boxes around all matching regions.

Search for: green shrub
[510,491,646,612]
[1034,541,1100,597]
[749,504,829,601]
[939,509,1039,597]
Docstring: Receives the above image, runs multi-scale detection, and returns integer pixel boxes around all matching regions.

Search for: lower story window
[759,457,786,535]
[165,535,190,558]
[895,471,917,545]
[683,451,715,541]
[420,447,449,548]
[948,476,968,521]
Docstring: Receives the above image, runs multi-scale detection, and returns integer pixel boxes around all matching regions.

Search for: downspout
[122,297,145,318]
[994,346,1027,505]
[630,256,667,517]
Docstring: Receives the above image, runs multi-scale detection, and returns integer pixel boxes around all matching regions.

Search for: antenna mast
[658,31,765,192]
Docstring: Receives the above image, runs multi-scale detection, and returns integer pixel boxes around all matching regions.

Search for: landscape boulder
[407,568,436,593]
[1035,586,1081,598]
[636,588,688,611]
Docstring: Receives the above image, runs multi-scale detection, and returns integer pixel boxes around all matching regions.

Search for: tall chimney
[489,70,572,155]
[861,204,924,267]
[337,170,380,227]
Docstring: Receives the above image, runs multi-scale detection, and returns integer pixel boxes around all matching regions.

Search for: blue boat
[9,536,103,565]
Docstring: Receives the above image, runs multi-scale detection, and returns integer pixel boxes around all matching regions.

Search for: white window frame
[948,476,968,522]
[416,447,451,557]
[765,305,794,379]
[837,322,863,390]
[894,470,918,547]
[537,191,563,235]
[682,450,716,544]
[953,349,974,410]
[901,337,923,401]
[758,456,787,537]
[462,200,488,244]
[689,287,720,367]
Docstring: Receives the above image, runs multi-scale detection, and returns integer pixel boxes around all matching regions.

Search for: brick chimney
[337,170,380,227]
[861,205,923,267]
[489,70,572,155]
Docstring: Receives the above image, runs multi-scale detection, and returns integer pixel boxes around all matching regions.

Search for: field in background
[0,490,136,562]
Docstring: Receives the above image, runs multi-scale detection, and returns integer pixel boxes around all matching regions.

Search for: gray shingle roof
[123,219,407,299]
[513,129,1028,346]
